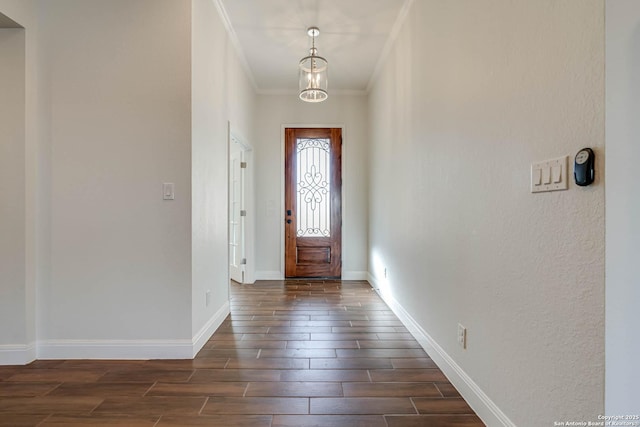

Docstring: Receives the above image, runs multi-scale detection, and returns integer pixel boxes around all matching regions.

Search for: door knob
[286,219,292,224]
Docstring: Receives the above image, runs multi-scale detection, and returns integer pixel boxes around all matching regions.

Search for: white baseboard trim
[255,270,284,280]
[191,301,230,358]
[3,304,231,363]
[367,273,515,427]
[255,271,368,281]
[0,343,36,365]
[37,339,193,360]
[342,271,368,281]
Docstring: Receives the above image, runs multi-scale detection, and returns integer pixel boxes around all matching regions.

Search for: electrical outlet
[457,323,467,349]
[206,290,211,307]
[384,268,388,278]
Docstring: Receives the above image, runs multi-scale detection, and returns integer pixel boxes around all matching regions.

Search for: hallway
[0,280,484,426]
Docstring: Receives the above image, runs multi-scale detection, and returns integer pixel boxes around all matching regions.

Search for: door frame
[227,122,255,285]
[229,142,245,283]
[279,124,346,278]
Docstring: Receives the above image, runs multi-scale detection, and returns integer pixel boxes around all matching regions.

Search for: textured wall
[367,0,605,424]
[1,0,258,361]
[40,0,193,342]
[0,28,26,346]
[191,0,256,337]
[605,0,640,414]
[0,0,40,364]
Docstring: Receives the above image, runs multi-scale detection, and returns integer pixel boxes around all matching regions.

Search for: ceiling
[217,0,410,94]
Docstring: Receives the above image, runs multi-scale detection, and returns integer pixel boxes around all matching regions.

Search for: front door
[285,128,342,278]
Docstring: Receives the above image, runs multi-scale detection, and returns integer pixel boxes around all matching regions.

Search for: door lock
[286,210,292,216]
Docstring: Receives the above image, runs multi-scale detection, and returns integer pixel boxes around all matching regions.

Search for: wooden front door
[285,128,342,278]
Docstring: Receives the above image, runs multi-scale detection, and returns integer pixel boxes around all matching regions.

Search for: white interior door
[229,148,245,283]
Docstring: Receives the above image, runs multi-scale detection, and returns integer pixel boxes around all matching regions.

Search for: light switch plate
[163,183,175,200]
[531,156,568,193]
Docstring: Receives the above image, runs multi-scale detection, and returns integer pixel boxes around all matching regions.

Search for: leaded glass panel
[296,138,331,237]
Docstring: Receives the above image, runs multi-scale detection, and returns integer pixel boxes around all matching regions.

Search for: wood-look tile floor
[0,280,485,426]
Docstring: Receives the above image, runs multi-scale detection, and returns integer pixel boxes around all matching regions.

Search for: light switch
[531,156,568,193]
[533,169,542,186]
[163,183,175,200]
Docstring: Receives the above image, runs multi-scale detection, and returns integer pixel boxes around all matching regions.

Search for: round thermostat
[575,149,590,165]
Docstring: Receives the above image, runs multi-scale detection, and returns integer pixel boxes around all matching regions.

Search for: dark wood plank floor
[0,280,485,426]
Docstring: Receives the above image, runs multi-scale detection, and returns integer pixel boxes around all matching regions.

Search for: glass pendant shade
[299,28,328,102]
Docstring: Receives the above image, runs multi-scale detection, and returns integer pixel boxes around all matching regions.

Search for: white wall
[0,27,26,348]
[38,0,193,353]
[605,0,640,414]
[254,94,368,280]
[0,0,41,365]
[191,0,256,347]
[0,0,261,362]
[0,0,258,363]
[367,1,605,425]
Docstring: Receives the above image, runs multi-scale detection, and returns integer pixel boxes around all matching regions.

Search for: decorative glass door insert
[296,138,331,238]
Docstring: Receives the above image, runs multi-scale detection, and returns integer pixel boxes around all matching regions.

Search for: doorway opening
[228,125,254,285]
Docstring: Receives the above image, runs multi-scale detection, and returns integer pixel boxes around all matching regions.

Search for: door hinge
[240,162,247,169]
[240,210,247,217]
[241,258,247,265]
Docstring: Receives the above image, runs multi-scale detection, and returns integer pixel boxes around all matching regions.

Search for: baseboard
[8,302,230,362]
[191,301,230,358]
[37,339,193,360]
[255,271,368,281]
[0,343,36,365]
[342,271,368,280]
[255,270,284,280]
[367,273,516,427]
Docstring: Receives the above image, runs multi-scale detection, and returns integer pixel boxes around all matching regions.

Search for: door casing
[279,124,345,280]
[229,146,245,283]
[283,126,343,278]
[227,123,255,285]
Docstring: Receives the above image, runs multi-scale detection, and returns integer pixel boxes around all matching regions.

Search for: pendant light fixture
[299,27,328,102]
